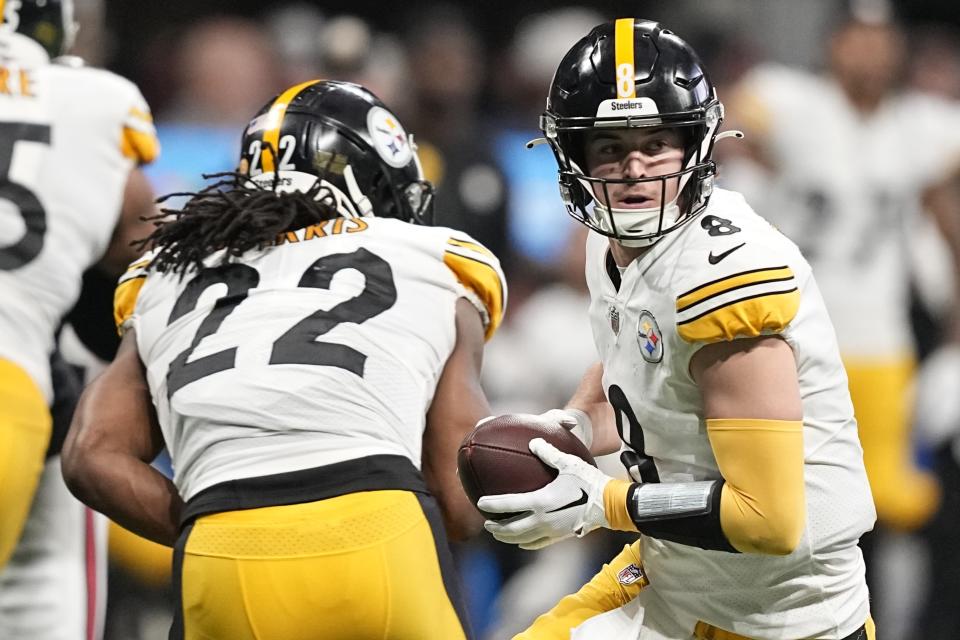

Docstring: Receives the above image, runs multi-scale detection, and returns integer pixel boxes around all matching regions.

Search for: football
[457,414,596,520]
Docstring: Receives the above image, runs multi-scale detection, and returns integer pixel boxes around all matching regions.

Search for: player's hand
[538,408,593,448]
[478,438,612,550]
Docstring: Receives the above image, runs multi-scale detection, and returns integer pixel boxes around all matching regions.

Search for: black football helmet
[540,18,728,246]
[2,0,78,58]
[239,80,434,225]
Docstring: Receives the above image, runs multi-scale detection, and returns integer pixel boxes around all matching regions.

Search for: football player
[478,19,876,640]
[61,80,505,640]
[724,14,960,535]
[0,0,158,637]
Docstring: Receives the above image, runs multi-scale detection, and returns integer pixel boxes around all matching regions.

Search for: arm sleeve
[602,420,806,556]
[709,418,806,555]
[513,542,647,640]
[443,233,507,340]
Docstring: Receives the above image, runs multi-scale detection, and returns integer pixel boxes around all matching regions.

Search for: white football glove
[478,437,612,550]
[538,408,593,449]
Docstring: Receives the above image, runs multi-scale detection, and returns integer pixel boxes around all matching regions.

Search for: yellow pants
[0,358,52,568]
[844,357,939,531]
[173,490,471,640]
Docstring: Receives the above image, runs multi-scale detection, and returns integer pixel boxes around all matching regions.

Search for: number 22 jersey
[114,217,506,502]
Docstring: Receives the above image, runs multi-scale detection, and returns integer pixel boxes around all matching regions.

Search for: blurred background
[62,0,960,638]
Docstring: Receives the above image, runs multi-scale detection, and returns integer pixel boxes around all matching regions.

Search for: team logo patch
[636,310,663,363]
[616,563,646,586]
[367,106,413,169]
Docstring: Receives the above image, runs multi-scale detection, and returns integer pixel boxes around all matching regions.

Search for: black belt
[841,624,867,640]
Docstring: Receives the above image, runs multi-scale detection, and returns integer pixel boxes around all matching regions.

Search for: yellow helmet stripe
[0,1,6,22]
[614,18,636,99]
[260,79,321,173]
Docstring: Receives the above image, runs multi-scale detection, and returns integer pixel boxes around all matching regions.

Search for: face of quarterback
[584,127,685,210]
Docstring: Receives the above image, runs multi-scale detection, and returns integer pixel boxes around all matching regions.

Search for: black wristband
[627,480,739,553]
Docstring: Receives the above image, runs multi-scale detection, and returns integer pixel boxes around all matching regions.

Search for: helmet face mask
[239,80,435,225]
[542,18,723,247]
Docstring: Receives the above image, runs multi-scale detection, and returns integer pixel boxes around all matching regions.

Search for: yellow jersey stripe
[261,79,321,173]
[127,106,154,124]
[0,2,6,22]
[446,237,494,258]
[124,258,151,273]
[677,288,800,343]
[121,126,160,164]
[676,266,792,311]
[676,274,794,314]
[443,250,505,341]
[114,275,147,334]
[614,18,636,99]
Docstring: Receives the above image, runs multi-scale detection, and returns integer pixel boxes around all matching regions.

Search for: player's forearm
[62,450,182,547]
[566,362,621,455]
[601,418,806,555]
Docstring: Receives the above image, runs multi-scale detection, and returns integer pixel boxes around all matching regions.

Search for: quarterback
[62,80,505,640]
[479,19,876,640]
[0,0,158,637]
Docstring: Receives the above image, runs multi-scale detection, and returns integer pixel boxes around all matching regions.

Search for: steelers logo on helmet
[367,106,413,169]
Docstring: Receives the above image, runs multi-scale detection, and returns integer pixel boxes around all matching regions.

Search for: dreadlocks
[139,172,342,276]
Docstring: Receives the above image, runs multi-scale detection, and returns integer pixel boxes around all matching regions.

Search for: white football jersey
[585,189,876,638]
[115,218,506,502]
[0,33,158,401]
[730,64,960,357]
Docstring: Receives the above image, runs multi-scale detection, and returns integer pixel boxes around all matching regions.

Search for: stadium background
[54,1,960,638]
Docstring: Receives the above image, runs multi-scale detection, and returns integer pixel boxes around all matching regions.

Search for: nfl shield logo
[608,305,621,335]
[616,563,646,586]
[636,310,663,363]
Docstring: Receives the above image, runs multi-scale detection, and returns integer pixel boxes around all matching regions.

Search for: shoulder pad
[442,232,507,340]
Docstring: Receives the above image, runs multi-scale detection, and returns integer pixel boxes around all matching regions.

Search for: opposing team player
[478,19,876,639]
[62,80,505,640]
[0,0,158,637]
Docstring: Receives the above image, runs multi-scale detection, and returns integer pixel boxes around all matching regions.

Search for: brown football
[457,414,596,520]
